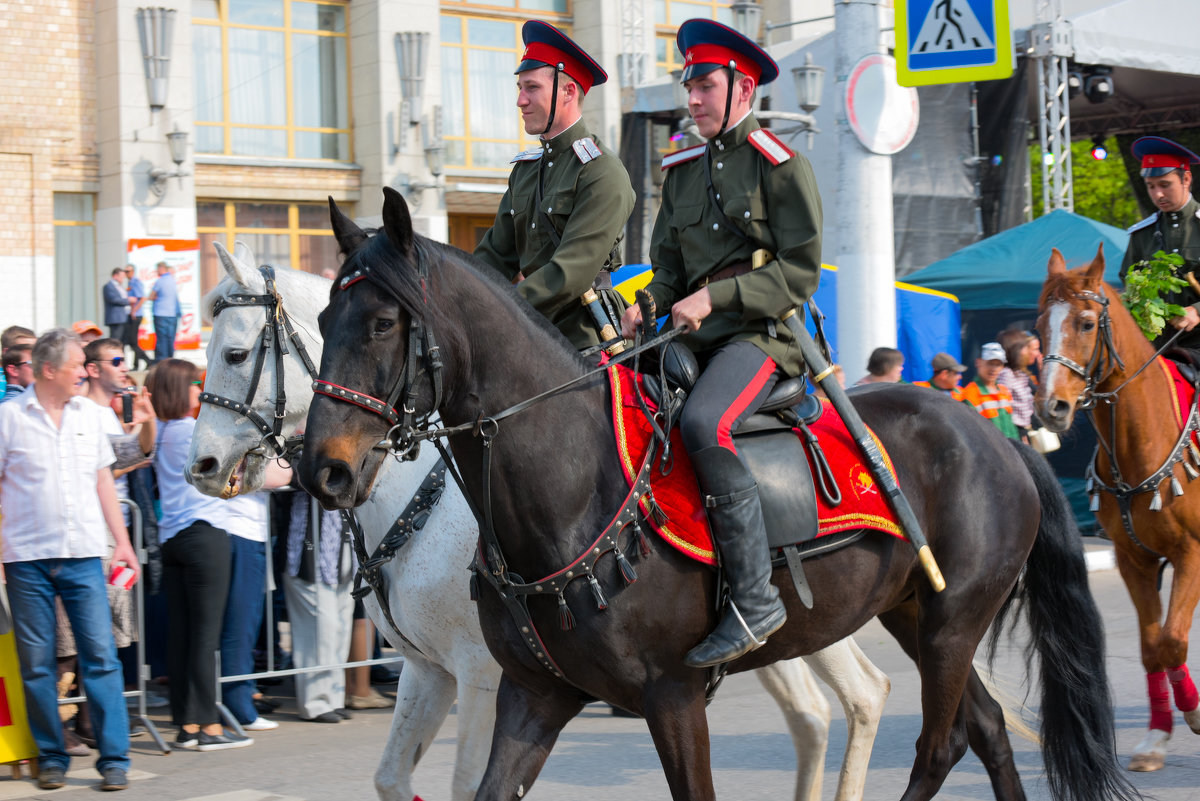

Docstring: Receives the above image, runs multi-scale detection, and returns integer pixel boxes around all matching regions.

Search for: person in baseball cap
[72,320,104,344]
[472,21,634,352]
[1122,136,1200,353]
[913,352,967,399]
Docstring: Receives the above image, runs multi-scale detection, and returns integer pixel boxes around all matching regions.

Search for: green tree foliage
[1029,137,1140,227]
[1121,250,1187,339]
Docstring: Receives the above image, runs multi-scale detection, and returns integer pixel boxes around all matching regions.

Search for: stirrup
[728,600,768,648]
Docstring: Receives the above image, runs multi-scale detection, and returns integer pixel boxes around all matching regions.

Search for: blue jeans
[153,315,178,360]
[6,559,130,772]
[220,536,266,724]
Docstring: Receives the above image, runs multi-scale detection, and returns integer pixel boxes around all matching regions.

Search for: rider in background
[473,21,634,351]
[620,19,822,669]
[1121,136,1200,357]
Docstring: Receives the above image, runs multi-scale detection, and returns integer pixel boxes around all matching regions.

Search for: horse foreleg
[474,674,585,801]
[451,669,502,801]
[803,638,891,801]
[642,676,717,801]
[373,655,457,801]
[756,658,830,801]
[1160,548,1200,733]
[1116,548,1172,770]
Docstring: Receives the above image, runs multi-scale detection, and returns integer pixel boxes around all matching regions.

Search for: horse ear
[213,240,259,290]
[233,240,256,269]
[1084,243,1106,281]
[328,196,368,255]
[1047,247,1067,276]
[381,186,414,255]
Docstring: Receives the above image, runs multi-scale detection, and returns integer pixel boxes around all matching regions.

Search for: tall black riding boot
[685,446,787,669]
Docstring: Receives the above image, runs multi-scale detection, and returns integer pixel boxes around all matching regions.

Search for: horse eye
[373,318,396,335]
[1080,319,1096,332]
[225,349,250,365]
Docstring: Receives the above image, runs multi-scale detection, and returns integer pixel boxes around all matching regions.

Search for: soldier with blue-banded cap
[1121,136,1200,352]
[473,21,634,352]
[620,19,823,668]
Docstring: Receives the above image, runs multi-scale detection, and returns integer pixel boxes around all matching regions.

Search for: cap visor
[680,62,723,83]
[515,58,551,75]
[1141,166,1181,178]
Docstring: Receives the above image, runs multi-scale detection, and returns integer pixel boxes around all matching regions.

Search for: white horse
[187,242,889,801]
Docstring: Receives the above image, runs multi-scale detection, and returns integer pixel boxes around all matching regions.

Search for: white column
[832,0,895,383]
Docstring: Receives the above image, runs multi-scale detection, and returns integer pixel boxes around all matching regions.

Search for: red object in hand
[108,564,136,591]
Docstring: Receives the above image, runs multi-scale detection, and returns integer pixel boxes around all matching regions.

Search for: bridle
[1041,288,1125,409]
[311,258,444,458]
[199,265,319,461]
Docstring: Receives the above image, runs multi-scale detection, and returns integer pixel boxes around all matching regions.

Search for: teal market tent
[902,209,1130,310]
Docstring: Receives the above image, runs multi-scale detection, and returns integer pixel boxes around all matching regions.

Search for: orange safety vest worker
[912,380,964,402]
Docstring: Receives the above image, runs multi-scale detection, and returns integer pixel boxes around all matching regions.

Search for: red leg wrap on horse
[1168,664,1200,712]
[1149,670,1173,732]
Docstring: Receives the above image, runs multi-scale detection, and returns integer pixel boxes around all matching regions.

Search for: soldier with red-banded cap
[474,21,634,352]
[620,19,823,669]
[1121,136,1200,352]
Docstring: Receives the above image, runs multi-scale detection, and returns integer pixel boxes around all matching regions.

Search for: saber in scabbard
[581,288,626,355]
[780,309,947,592]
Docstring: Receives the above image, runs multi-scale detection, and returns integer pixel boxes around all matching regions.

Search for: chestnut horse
[1036,245,1200,771]
[297,189,1136,801]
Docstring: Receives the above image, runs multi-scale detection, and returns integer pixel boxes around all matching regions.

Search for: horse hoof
[1184,707,1200,734]
[1128,729,1170,772]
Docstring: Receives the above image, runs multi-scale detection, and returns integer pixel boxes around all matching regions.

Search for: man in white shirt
[0,329,139,791]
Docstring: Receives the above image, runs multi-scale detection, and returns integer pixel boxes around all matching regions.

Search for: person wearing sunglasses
[1,344,34,404]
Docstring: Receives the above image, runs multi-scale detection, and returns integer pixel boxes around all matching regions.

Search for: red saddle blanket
[609,365,904,566]
[1163,357,1198,434]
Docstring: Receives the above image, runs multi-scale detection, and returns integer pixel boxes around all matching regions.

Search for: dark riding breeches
[679,340,778,457]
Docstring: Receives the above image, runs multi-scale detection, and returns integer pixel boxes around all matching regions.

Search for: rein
[1048,286,1194,557]
[200,265,318,461]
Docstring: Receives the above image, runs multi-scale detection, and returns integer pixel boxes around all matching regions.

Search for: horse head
[298,188,444,509]
[1034,244,1115,431]
[187,240,328,497]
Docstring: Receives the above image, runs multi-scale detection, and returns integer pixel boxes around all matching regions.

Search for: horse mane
[1038,265,1112,307]
[336,227,589,369]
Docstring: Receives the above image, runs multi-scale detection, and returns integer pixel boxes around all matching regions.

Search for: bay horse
[186,241,893,801]
[1036,245,1200,772]
[296,188,1137,801]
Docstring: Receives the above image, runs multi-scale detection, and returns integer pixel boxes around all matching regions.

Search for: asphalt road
[6,542,1200,800]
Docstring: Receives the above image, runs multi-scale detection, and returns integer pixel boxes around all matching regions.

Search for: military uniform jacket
[1121,196,1200,350]
[474,118,635,350]
[644,115,822,377]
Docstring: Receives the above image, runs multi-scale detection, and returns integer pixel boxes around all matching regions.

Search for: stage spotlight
[1083,66,1115,104]
[1090,136,1108,161]
[1067,70,1083,100]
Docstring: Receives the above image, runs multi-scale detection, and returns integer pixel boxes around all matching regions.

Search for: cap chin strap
[539,64,563,138]
[717,63,735,138]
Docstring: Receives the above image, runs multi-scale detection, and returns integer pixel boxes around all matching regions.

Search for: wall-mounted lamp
[792,54,824,114]
[729,0,763,43]
[400,107,445,208]
[136,7,176,111]
[149,129,189,196]
[395,31,429,134]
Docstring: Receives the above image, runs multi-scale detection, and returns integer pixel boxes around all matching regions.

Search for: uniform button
[1174,248,1180,253]
[532,223,537,229]
[717,162,724,169]
[547,207,553,213]
[715,193,721,200]
[548,161,553,167]
[712,223,719,230]
[744,211,751,219]
[509,209,515,216]
[1174,223,1180,228]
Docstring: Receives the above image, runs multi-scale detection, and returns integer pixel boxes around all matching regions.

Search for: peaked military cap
[676,18,779,85]
[1132,136,1200,178]
[516,21,607,94]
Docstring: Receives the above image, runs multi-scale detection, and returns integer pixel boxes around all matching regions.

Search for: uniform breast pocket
[511,189,535,239]
[539,192,574,243]
[725,195,767,240]
[671,202,708,264]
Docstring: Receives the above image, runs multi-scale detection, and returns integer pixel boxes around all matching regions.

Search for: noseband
[311,260,444,457]
[199,265,319,460]
[1042,288,1125,408]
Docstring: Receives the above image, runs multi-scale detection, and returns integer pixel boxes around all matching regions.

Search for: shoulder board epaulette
[511,147,543,164]
[748,129,794,166]
[661,144,706,171]
[1127,213,1157,234]
[572,136,603,164]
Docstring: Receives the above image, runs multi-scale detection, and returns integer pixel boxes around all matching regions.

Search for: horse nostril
[191,456,218,477]
[1049,399,1071,420]
[317,462,354,500]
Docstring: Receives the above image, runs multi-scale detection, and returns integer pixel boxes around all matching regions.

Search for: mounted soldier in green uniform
[621,19,823,668]
[474,21,634,352]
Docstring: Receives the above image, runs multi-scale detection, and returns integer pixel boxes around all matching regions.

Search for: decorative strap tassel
[557,594,576,631]
[1150,489,1163,511]
[587,574,608,610]
[644,490,668,525]
[1086,475,1094,493]
[1173,476,1185,497]
[633,520,651,557]
[1090,492,1100,512]
[1189,440,1200,466]
[1186,460,1199,480]
[469,569,480,602]
[615,547,638,585]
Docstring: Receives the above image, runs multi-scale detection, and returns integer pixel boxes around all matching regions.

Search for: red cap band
[683,43,762,83]
[1142,153,1190,171]
[520,41,594,93]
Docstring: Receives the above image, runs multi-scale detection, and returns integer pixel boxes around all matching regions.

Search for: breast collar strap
[313,260,444,458]
[200,265,319,460]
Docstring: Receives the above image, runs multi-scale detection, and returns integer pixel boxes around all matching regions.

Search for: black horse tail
[997,442,1140,801]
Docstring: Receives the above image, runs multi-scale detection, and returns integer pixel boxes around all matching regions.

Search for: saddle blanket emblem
[608,365,903,566]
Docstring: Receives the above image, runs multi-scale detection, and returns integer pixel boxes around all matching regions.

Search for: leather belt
[698,260,753,289]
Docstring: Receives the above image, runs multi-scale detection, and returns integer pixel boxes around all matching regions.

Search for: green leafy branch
[1121,250,1188,339]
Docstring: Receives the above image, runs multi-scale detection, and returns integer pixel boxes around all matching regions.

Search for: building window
[196,200,345,299]
[440,11,571,172]
[193,0,351,161]
[654,0,732,76]
[53,193,97,327]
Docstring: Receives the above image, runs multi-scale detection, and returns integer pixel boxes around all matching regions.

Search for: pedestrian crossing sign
[896,0,1012,87]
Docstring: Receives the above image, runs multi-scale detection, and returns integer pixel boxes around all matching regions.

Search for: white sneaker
[242,717,279,731]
